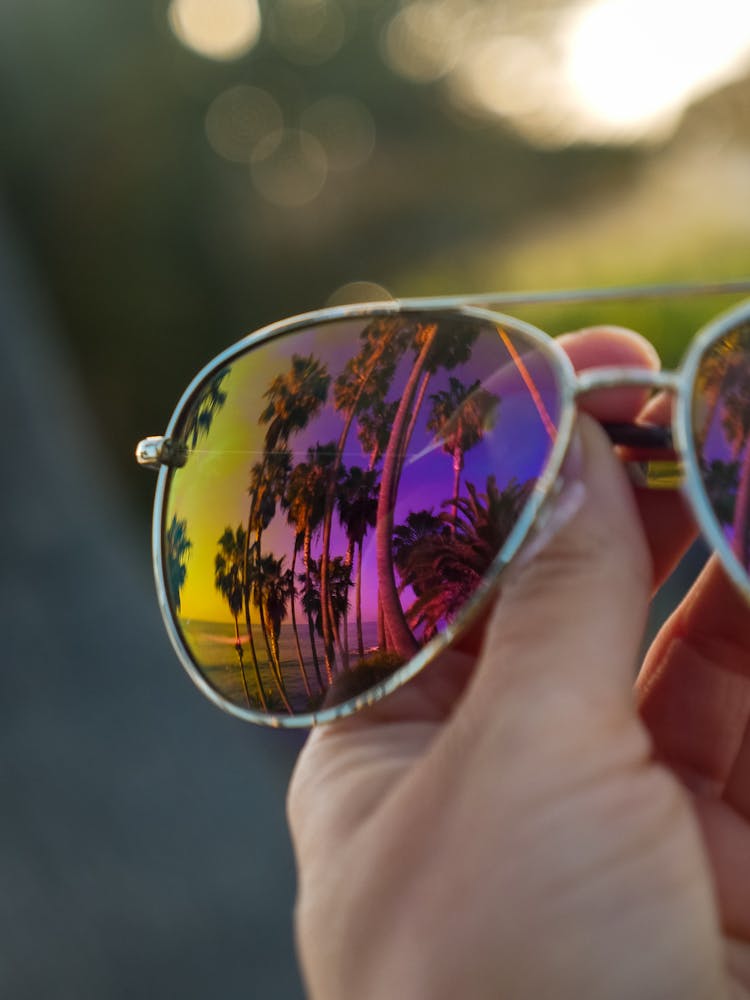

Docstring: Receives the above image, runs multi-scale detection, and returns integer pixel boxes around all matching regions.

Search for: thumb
[460,414,652,744]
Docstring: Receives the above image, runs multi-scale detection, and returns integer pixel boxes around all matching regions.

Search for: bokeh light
[250,128,328,206]
[168,0,262,61]
[205,85,284,163]
[268,0,347,66]
[301,96,376,171]
[381,1,465,83]
[326,280,392,305]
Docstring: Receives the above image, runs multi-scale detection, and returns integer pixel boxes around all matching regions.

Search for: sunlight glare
[564,0,750,139]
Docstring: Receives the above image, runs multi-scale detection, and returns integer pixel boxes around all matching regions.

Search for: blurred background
[1,0,749,997]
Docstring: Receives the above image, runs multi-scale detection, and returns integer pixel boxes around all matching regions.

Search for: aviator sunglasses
[137,279,750,728]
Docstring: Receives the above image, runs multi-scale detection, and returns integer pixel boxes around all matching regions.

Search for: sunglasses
[137,278,750,728]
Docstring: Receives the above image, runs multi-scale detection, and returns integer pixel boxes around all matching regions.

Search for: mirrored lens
[162,311,563,718]
[693,315,750,575]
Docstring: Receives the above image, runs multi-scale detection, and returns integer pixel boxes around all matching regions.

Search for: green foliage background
[0,0,748,512]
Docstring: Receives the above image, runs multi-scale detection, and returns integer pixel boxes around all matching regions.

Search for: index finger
[637,555,750,796]
[559,327,697,587]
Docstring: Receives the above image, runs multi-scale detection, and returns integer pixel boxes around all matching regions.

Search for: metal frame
[139,280,750,728]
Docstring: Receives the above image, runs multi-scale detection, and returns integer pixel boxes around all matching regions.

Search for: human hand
[288,326,750,1000]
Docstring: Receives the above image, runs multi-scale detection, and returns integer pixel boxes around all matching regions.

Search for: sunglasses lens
[693,315,750,575]
[161,312,563,720]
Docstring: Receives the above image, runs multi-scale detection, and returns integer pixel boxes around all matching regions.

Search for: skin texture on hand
[288,327,750,1000]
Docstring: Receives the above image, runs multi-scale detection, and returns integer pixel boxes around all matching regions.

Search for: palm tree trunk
[393,370,431,506]
[452,443,463,531]
[303,526,325,692]
[289,542,313,701]
[241,588,268,712]
[256,526,292,704]
[269,624,281,679]
[376,331,437,659]
[356,538,365,659]
[232,614,252,707]
[377,600,386,651]
[320,323,402,677]
[342,538,354,669]
[319,411,355,678]
[258,588,280,681]
[244,523,292,714]
[237,525,269,712]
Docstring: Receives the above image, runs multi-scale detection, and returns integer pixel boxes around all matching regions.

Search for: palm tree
[319,317,410,674]
[721,366,750,460]
[357,398,399,470]
[327,556,352,658]
[185,371,229,449]
[259,354,331,451]
[356,397,399,649]
[283,442,339,691]
[247,448,292,705]
[284,528,313,701]
[214,525,262,709]
[246,450,293,710]
[165,515,192,613]
[376,315,480,659]
[392,509,447,599]
[695,323,750,450]
[402,476,534,641]
[394,476,533,642]
[237,539,290,713]
[303,556,351,681]
[701,458,739,527]
[337,466,379,659]
[246,353,330,706]
[256,553,290,680]
[426,376,500,529]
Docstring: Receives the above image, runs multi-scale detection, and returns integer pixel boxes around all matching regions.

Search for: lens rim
[152,302,578,728]
[676,297,750,603]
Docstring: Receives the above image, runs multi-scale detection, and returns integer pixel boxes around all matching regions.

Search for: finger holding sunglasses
[559,326,698,590]
[290,422,731,997]
[629,387,699,588]
[637,555,750,949]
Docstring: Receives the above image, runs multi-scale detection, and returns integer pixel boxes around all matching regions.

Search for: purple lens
[693,317,750,574]
[161,311,563,717]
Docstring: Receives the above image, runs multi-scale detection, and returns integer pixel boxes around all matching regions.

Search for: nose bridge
[574,366,680,398]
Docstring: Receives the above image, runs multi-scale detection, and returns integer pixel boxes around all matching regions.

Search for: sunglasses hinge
[135,436,188,470]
